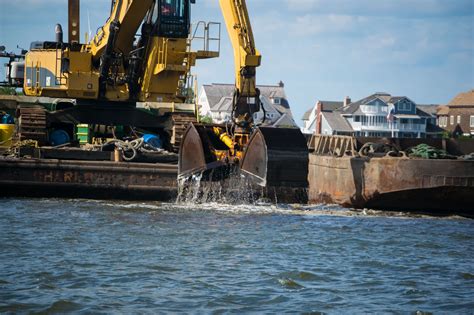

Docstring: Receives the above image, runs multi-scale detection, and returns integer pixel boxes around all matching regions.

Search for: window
[398,100,412,112]
[361,105,376,113]
[470,115,474,127]
[354,116,360,122]
[154,0,190,38]
[450,115,454,125]
[440,116,448,127]
[272,98,281,105]
[457,115,461,124]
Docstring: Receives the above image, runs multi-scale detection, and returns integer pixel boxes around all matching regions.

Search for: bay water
[1,198,473,313]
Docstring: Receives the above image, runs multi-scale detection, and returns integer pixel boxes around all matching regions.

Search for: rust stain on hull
[308,154,474,216]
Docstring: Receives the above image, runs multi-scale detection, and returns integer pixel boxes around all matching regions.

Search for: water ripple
[0,198,473,313]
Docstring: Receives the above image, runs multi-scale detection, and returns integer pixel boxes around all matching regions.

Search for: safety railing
[189,21,221,58]
[308,134,357,156]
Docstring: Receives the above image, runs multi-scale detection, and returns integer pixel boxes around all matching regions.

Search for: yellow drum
[0,124,15,147]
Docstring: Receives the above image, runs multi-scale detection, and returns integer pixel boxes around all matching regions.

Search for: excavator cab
[154,0,191,39]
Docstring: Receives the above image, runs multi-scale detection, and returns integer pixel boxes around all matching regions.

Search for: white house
[198,82,298,127]
[303,93,437,138]
[301,99,345,135]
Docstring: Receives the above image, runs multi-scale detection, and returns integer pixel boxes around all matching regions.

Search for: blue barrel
[142,134,162,149]
[49,129,70,146]
[1,114,14,124]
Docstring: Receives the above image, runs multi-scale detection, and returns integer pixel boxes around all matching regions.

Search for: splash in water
[176,170,263,205]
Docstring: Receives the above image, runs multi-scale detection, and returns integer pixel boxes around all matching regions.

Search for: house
[303,92,433,138]
[198,82,298,127]
[416,104,444,138]
[437,89,474,137]
[301,99,344,135]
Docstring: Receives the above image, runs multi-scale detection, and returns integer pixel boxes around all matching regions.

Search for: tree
[199,114,213,124]
[0,87,18,95]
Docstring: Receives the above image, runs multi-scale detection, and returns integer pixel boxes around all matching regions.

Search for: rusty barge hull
[308,154,474,216]
[0,158,178,201]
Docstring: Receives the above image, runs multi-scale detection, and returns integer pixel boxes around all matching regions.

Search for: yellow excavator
[16,0,308,201]
[20,0,219,151]
[178,0,308,202]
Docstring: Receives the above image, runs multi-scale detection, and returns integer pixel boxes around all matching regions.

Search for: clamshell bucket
[178,123,231,179]
[241,127,309,189]
[178,124,309,203]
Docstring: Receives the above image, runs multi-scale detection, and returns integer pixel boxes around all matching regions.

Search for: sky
[1,0,473,125]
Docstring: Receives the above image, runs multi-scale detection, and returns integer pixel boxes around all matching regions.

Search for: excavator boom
[88,0,154,60]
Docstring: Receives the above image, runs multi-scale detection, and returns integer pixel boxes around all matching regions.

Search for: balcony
[355,122,424,132]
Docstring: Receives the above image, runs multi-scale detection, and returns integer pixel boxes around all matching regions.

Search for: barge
[308,135,474,217]
[0,156,178,201]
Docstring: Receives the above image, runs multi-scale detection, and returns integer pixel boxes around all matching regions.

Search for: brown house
[437,89,474,137]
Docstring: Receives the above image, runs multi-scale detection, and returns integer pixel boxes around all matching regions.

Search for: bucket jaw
[178,124,232,180]
[241,127,309,189]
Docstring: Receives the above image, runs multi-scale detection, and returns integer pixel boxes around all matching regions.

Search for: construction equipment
[178,0,308,202]
[0,46,27,88]
[15,0,220,150]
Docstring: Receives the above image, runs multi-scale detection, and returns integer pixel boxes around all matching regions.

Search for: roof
[339,93,391,114]
[388,96,407,104]
[338,93,421,116]
[416,104,439,116]
[302,100,343,120]
[214,97,233,112]
[202,83,290,109]
[272,104,293,116]
[322,111,353,132]
[437,105,450,116]
[273,113,297,127]
[448,89,474,106]
[302,108,312,120]
[320,101,343,112]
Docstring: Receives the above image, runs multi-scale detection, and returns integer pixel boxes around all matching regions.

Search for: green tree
[199,114,213,124]
[0,87,18,95]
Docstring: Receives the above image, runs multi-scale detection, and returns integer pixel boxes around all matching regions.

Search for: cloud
[289,14,366,36]
[285,0,474,18]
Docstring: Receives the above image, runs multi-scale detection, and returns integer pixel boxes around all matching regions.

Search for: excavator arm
[219,0,261,125]
[178,0,309,203]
